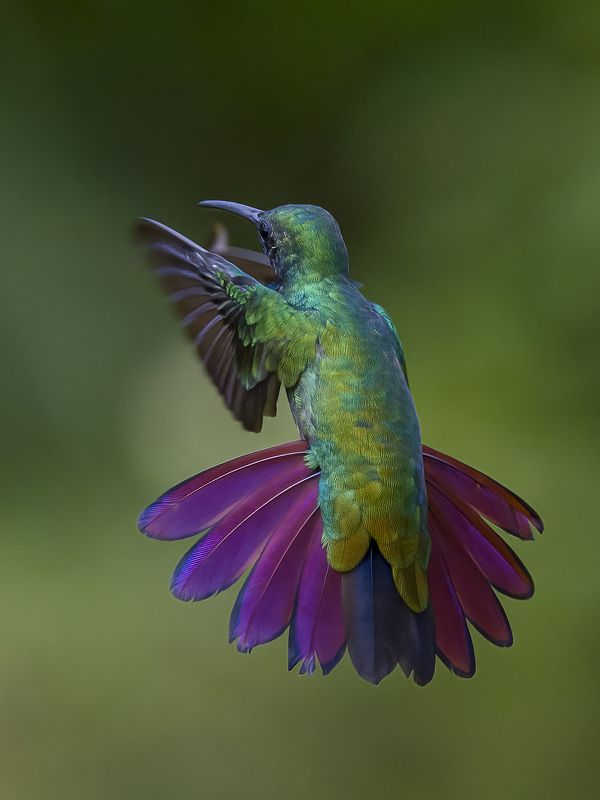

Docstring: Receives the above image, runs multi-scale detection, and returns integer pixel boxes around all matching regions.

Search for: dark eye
[259,222,271,241]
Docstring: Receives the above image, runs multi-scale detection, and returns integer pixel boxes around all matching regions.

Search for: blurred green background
[1,2,598,798]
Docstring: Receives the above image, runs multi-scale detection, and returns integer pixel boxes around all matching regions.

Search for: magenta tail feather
[423,447,537,675]
[138,440,308,540]
[288,514,346,676]
[426,483,533,600]
[422,445,543,539]
[229,490,319,652]
[170,470,316,601]
[140,440,540,684]
[429,486,513,647]
[427,530,476,677]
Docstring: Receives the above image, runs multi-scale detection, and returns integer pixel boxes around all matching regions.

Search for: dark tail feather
[424,446,540,678]
[342,544,436,686]
[429,487,513,647]
[229,496,319,652]
[288,513,346,676]
[427,524,476,677]
[170,470,318,601]
[423,445,543,539]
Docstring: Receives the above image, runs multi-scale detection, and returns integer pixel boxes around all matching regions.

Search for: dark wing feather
[136,217,281,432]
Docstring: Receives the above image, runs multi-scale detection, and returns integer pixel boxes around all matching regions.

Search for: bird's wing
[136,217,319,432]
[369,302,409,383]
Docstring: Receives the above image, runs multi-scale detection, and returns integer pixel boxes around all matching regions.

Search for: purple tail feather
[288,513,346,676]
[139,440,540,684]
[342,544,436,685]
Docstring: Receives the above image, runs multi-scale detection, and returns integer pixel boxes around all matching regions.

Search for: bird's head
[198,200,349,282]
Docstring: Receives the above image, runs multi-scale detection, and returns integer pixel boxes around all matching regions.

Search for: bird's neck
[280,270,352,308]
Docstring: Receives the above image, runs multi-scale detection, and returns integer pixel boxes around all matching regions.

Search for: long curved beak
[197,200,263,225]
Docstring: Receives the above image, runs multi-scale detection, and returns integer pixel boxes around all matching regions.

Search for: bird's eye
[259,222,271,241]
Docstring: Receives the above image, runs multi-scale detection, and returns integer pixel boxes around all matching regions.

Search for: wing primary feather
[137,216,321,432]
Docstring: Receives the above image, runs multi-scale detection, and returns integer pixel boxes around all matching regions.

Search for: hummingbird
[136,201,542,685]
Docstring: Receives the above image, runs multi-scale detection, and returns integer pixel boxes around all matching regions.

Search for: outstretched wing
[136,218,319,432]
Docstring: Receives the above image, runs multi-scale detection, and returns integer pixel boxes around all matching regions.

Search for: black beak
[197,200,263,225]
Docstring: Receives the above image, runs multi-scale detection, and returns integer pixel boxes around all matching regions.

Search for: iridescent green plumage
[207,203,430,611]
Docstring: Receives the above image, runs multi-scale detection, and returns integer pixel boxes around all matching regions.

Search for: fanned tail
[139,440,541,684]
[423,446,540,678]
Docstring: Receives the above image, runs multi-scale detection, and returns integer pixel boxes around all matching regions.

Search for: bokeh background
[2,2,598,798]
